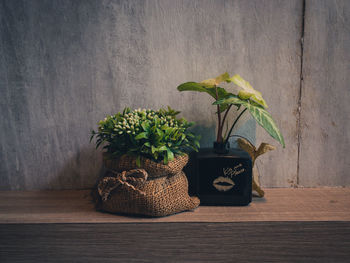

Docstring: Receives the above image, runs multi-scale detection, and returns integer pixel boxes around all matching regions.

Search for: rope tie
[98,169,148,201]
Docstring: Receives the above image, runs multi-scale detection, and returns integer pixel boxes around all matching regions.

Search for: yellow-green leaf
[178,82,231,100]
[200,78,216,87]
[214,95,247,106]
[214,96,285,147]
[167,148,174,161]
[200,72,230,87]
[244,103,285,147]
[177,82,208,92]
[215,72,230,84]
[177,82,216,99]
[230,74,268,108]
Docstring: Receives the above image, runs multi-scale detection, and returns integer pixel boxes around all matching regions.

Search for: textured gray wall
[0,0,347,190]
[299,0,350,186]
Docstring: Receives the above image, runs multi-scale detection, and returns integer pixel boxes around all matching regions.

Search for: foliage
[177,73,285,148]
[90,107,200,165]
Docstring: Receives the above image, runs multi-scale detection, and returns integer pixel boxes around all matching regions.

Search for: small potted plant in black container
[177,73,285,205]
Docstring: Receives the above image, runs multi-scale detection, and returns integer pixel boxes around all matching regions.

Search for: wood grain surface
[1,188,349,262]
[1,222,349,262]
[0,188,349,223]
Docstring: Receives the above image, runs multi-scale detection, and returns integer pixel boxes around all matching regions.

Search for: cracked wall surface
[299,0,350,187]
[0,0,348,189]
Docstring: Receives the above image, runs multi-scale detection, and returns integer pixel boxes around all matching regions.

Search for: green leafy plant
[90,107,200,165]
[177,73,285,147]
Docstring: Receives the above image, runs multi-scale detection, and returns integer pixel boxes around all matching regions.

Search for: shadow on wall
[228,117,256,148]
[44,122,213,190]
[191,124,216,148]
[48,118,255,190]
[50,124,217,190]
[191,116,256,149]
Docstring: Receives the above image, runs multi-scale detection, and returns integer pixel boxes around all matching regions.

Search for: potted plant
[90,107,201,216]
[177,73,284,205]
[177,72,285,151]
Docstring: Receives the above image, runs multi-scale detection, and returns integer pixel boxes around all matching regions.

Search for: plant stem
[220,104,232,133]
[223,118,229,139]
[215,86,222,142]
[224,108,247,144]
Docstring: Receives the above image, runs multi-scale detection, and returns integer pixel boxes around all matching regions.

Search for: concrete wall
[0,0,348,190]
[299,0,350,187]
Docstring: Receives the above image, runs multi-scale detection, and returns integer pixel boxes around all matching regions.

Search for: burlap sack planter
[97,154,200,217]
[103,153,189,179]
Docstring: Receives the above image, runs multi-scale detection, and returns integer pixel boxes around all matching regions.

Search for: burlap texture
[103,153,189,179]
[97,154,200,217]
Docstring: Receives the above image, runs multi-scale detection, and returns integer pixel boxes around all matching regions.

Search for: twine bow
[98,169,148,201]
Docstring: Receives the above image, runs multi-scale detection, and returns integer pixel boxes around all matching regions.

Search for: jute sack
[103,153,189,179]
[97,154,200,217]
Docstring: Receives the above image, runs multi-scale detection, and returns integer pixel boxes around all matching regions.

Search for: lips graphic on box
[212,176,235,192]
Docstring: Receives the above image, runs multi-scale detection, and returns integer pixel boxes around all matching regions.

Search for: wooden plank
[0,188,349,224]
[299,0,350,186]
[1,222,349,262]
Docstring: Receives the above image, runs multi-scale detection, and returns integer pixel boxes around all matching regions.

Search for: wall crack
[296,0,306,186]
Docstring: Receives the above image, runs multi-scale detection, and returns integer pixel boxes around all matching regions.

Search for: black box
[195,148,252,206]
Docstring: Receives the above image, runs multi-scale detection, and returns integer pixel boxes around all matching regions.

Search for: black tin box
[195,148,252,206]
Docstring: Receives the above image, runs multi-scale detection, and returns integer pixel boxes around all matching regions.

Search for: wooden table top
[0,188,349,224]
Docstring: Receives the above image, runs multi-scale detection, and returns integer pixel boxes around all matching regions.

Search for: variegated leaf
[229,74,268,108]
[244,103,285,147]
